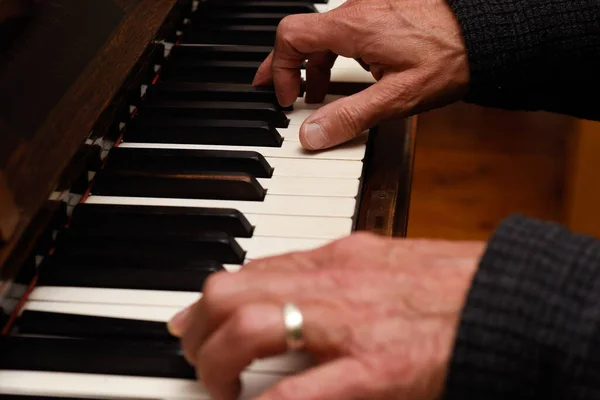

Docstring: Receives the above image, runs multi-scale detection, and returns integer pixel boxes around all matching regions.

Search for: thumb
[299,77,404,150]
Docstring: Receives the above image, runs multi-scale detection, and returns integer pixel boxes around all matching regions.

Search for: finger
[167,297,201,338]
[242,249,326,272]
[271,12,356,107]
[299,75,404,150]
[255,357,378,400]
[304,50,338,104]
[179,270,317,365]
[252,51,274,87]
[195,302,288,400]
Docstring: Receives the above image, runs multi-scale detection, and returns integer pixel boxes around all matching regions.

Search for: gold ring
[283,303,305,351]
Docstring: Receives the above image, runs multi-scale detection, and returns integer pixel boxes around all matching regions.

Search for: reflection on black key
[161,60,261,84]
[104,147,274,178]
[16,311,175,341]
[0,336,195,379]
[52,230,246,264]
[145,82,281,105]
[169,44,273,62]
[91,170,267,201]
[37,262,216,292]
[182,25,277,46]
[194,1,317,14]
[124,117,283,147]
[70,203,255,238]
[138,99,289,128]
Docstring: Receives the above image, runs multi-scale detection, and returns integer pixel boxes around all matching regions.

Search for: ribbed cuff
[443,215,600,399]
[445,0,600,116]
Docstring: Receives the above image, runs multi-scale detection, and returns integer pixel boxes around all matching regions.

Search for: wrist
[442,215,600,399]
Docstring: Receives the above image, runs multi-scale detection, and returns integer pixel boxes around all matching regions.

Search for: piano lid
[0,0,181,265]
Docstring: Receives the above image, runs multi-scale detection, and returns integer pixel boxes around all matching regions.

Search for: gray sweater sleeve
[443,215,600,399]
[446,0,600,121]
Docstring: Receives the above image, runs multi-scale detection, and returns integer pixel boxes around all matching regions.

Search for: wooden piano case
[0,0,416,333]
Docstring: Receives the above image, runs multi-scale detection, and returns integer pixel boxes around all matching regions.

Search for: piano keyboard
[1,0,377,398]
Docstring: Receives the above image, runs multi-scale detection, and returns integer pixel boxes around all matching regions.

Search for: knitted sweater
[442,1,600,397]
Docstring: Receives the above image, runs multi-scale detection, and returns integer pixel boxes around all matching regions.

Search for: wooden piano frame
[0,0,416,333]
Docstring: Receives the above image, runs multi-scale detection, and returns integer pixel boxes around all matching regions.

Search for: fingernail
[302,122,327,149]
[167,304,192,337]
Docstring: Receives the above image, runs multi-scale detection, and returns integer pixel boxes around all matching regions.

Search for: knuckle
[334,104,364,134]
[276,15,300,45]
[201,272,232,308]
[229,305,264,340]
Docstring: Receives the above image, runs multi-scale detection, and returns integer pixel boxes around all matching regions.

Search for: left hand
[168,232,486,400]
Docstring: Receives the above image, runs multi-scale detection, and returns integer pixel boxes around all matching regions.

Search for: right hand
[253,0,470,150]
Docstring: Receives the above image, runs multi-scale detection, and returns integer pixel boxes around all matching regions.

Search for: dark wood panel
[0,172,19,243]
[0,0,179,268]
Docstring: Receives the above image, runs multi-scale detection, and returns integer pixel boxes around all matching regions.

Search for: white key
[29,287,200,308]
[23,300,179,322]
[265,157,363,178]
[238,236,331,259]
[298,57,375,84]
[0,370,293,400]
[246,213,353,239]
[257,176,360,197]
[301,66,376,85]
[85,194,357,218]
[118,138,367,161]
[322,0,347,10]
[314,3,329,12]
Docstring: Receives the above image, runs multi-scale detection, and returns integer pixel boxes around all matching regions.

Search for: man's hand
[168,233,485,400]
[253,0,469,150]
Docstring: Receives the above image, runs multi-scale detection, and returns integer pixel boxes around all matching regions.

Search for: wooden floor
[406,102,577,241]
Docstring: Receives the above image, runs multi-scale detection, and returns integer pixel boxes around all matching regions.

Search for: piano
[0,0,416,398]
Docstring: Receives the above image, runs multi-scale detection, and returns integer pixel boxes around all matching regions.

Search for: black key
[145,82,283,105]
[182,24,277,46]
[168,44,273,62]
[161,60,262,84]
[0,336,195,379]
[37,262,217,292]
[193,1,317,14]
[124,117,283,147]
[70,203,255,238]
[52,230,246,265]
[16,311,175,341]
[91,169,267,201]
[195,12,289,26]
[138,99,289,128]
[44,250,229,272]
[103,147,273,178]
